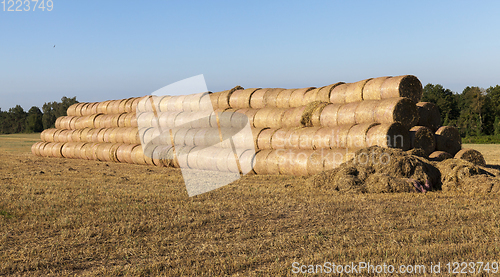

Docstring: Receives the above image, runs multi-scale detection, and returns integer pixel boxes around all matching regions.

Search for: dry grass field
[1,134,500,276]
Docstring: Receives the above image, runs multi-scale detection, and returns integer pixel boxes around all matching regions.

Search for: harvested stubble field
[1,134,500,276]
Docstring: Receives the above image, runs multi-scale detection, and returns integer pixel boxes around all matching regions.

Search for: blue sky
[1,0,499,111]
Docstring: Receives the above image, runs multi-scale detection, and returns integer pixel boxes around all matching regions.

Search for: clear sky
[1,0,499,111]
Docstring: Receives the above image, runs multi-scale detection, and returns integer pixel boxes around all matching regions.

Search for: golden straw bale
[373,97,419,129]
[416,102,441,132]
[409,126,436,156]
[337,102,360,126]
[454,148,486,166]
[366,123,410,150]
[362,76,391,100]
[380,75,423,103]
[344,78,372,103]
[435,126,462,156]
[316,82,344,103]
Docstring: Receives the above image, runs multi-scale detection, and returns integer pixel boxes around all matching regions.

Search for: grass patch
[462,135,500,144]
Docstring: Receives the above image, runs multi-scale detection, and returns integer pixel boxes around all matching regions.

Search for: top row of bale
[211,75,423,111]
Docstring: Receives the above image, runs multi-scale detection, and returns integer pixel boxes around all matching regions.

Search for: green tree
[6,105,27,134]
[42,96,78,129]
[494,116,500,136]
[25,106,44,133]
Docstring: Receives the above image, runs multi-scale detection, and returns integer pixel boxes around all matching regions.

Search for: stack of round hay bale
[32,75,481,176]
[31,97,158,165]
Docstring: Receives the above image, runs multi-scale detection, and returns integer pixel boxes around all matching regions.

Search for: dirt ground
[1,134,500,276]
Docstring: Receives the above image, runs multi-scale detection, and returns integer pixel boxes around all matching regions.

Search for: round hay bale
[173,128,190,146]
[192,147,216,170]
[158,96,173,112]
[345,78,372,103]
[454,148,486,166]
[319,125,353,149]
[302,88,321,105]
[118,113,130,128]
[232,127,258,149]
[118,98,131,114]
[235,109,258,128]
[109,100,122,114]
[337,102,360,126]
[130,97,145,113]
[347,123,380,148]
[41,128,57,142]
[307,149,325,175]
[131,145,147,165]
[428,150,453,162]
[71,129,83,142]
[319,104,342,127]
[289,87,315,107]
[284,128,303,149]
[253,108,275,128]
[183,93,202,112]
[238,149,256,174]
[174,95,188,112]
[215,148,239,173]
[79,128,92,142]
[74,103,86,117]
[155,145,175,167]
[282,106,306,128]
[265,150,282,175]
[380,75,423,103]
[218,88,239,110]
[186,146,204,169]
[249,88,268,109]
[276,89,296,108]
[61,142,79,159]
[226,149,243,173]
[67,103,79,116]
[416,102,441,132]
[330,83,348,104]
[199,93,213,111]
[31,142,42,156]
[297,127,322,149]
[108,128,122,143]
[366,123,410,150]
[90,102,99,114]
[192,128,210,147]
[362,76,391,100]
[266,108,286,129]
[189,110,212,129]
[203,128,224,148]
[373,97,419,129]
[270,128,294,149]
[229,88,259,109]
[312,128,333,149]
[50,142,65,158]
[257,128,278,150]
[409,126,436,156]
[279,149,314,176]
[96,100,111,114]
[116,144,136,164]
[230,110,250,129]
[68,116,79,130]
[301,101,328,127]
[354,100,378,124]
[322,148,350,171]
[316,82,344,103]
[263,88,285,108]
[253,150,272,175]
[435,126,462,156]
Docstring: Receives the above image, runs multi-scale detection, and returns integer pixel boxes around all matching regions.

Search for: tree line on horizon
[0,84,500,137]
[0,97,78,134]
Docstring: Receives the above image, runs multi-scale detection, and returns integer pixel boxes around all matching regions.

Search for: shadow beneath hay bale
[306,146,500,194]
